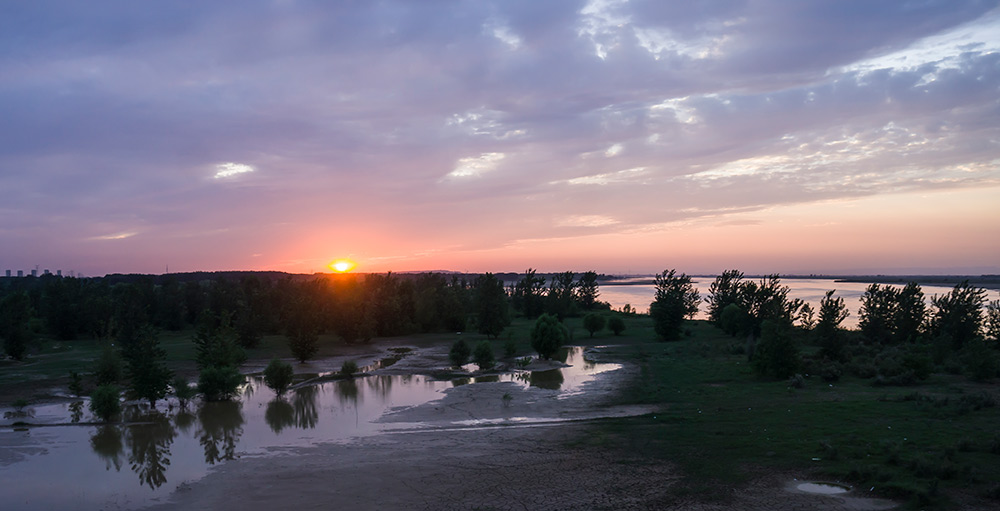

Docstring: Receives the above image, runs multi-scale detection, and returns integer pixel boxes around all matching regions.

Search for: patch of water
[796,482,851,494]
[0,346,621,510]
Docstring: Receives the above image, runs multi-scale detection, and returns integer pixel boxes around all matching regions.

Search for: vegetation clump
[583,313,606,337]
[530,313,566,360]
[449,339,471,367]
[473,341,495,370]
[263,359,295,395]
[89,384,121,422]
[341,360,359,377]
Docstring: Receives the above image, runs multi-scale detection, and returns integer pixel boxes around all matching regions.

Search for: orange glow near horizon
[330,259,357,273]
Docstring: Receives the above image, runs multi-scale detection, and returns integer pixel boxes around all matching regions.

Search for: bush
[449,339,471,367]
[531,314,566,360]
[198,365,244,401]
[473,341,495,370]
[582,313,606,338]
[819,361,843,382]
[341,360,359,377]
[89,384,121,422]
[263,359,294,395]
[608,316,626,336]
[173,376,197,407]
[787,373,805,388]
[752,321,799,380]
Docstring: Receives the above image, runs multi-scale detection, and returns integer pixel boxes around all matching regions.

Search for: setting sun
[330,259,356,273]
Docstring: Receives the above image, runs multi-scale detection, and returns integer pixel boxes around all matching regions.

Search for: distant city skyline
[2,1,998,277]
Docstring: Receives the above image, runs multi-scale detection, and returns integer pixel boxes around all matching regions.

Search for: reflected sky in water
[0,346,616,510]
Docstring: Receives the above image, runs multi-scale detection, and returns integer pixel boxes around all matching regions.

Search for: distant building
[4,270,9,277]
[57,270,62,277]
[30,269,37,277]
[43,269,51,275]
[17,270,23,277]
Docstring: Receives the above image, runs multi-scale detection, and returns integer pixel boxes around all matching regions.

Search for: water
[600,278,1000,329]
[0,347,619,510]
[795,481,850,494]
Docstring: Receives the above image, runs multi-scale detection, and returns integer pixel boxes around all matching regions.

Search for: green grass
[585,318,1000,509]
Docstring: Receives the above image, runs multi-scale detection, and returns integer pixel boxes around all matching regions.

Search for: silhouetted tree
[119,324,172,407]
[753,320,799,379]
[531,313,566,360]
[608,315,626,336]
[929,281,987,350]
[649,269,699,341]
[575,271,600,310]
[858,284,898,344]
[90,384,121,422]
[474,273,510,339]
[706,269,744,323]
[511,269,546,318]
[894,282,926,344]
[449,339,471,366]
[0,291,34,360]
[545,271,577,320]
[473,340,495,370]
[583,313,606,337]
[816,290,849,361]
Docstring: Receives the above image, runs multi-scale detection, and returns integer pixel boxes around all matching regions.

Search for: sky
[1,0,999,277]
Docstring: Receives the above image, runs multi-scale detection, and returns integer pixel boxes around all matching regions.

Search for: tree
[575,271,600,310]
[816,290,849,361]
[90,384,121,422]
[929,281,987,350]
[193,313,246,370]
[531,313,567,360]
[608,316,626,336]
[545,271,577,320]
[706,269,745,323]
[474,273,510,339]
[583,313,606,337]
[511,269,546,318]
[263,359,294,396]
[986,300,1000,344]
[449,339,471,366]
[649,269,699,341]
[894,282,926,344]
[0,291,35,360]
[858,284,898,344]
[120,324,173,407]
[718,303,751,337]
[473,341,495,370]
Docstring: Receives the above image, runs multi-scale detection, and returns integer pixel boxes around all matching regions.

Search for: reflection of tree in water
[264,398,295,434]
[197,401,244,465]
[366,374,395,399]
[69,401,84,423]
[174,410,196,434]
[90,424,125,472]
[291,385,319,429]
[529,369,564,390]
[124,411,177,490]
[335,377,360,406]
[553,346,570,364]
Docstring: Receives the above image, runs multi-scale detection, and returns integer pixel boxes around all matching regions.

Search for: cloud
[0,1,997,274]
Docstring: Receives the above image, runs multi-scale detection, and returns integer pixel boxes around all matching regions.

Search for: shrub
[473,341,495,370]
[449,339,471,367]
[68,371,84,397]
[263,359,294,395]
[752,321,799,380]
[341,360,359,377]
[582,313,606,338]
[787,373,805,388]
[172,376,197,407]
[198,365,244,401]
[89,384,121,422]
[608,316,626,336]
[819,361,842,382]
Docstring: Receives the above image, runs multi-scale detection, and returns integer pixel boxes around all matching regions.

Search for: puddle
[0,346,626,510]
[796,482,851,494]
